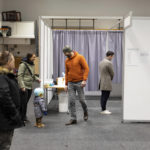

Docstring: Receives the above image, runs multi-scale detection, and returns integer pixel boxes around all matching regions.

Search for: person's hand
[38,79,41,83]
[43,111,48,116]
[81,81,86,87]
[21,88,26,92]
[64,86,68,92]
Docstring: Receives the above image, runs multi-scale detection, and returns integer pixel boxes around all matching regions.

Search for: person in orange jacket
[63,45,89,125]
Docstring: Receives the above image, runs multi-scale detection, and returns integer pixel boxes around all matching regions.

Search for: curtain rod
[52,28,124,31]
[40,16,123,20]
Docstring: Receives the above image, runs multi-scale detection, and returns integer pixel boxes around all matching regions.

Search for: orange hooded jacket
[65,51,89,85]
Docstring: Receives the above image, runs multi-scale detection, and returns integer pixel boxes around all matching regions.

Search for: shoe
[23,116,29,122]
[34,123,41,128]
[35,118,43,128]
[84,112,88,121]
[100,110,112,115]
[65,119,77,126]
[40,123,45,127]
[24,116,28,121]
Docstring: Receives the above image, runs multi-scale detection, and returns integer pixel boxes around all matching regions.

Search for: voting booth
[39,14,150,119]
[123,15,150,122]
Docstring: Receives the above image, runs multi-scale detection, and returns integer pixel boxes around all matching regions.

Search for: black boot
[84,112,88,121]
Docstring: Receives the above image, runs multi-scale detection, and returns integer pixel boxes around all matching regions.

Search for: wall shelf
[0,21,35,44]
[0,37,31,45]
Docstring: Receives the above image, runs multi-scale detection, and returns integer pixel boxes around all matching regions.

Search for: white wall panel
[39,18,53,104]
[123,17,150,121]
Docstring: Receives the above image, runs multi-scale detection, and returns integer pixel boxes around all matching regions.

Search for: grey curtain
[53,30,123,91]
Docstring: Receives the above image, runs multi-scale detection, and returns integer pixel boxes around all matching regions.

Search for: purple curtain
[53,30,123,91]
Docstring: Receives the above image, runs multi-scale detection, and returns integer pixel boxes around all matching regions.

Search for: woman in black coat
[0,51,24,150]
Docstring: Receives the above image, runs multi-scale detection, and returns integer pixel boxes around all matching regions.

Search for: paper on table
[48,85,67,88]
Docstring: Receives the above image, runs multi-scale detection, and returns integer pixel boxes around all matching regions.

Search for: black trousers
[20,89,32,121]
[101,90,110,111]
[0,130,14,150]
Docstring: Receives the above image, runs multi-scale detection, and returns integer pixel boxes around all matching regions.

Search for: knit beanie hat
[63,45,72,53]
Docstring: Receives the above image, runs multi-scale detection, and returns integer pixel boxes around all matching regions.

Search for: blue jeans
[68,81,88,120]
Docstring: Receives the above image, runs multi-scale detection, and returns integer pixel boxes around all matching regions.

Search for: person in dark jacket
[18,53,40,122]
[0,51,24,150]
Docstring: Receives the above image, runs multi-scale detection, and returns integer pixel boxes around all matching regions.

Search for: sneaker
[65,119,77,126]
[100,110,112,115]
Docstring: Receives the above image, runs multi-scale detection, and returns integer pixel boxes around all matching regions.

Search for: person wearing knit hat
[63,45,74,59]
[63,45,73,53]
[63,45,89,126]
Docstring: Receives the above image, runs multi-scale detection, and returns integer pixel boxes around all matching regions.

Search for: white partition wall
[39,17,53,104]
[123,17,150,122]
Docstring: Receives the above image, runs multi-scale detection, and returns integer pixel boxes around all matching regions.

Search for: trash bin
[58,91,68,112]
